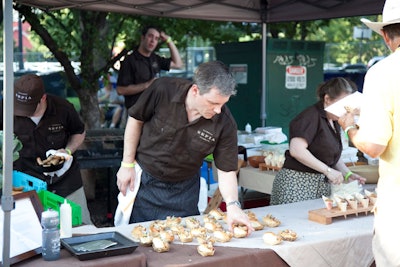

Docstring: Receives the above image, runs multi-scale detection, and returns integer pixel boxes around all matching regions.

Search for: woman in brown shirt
[271,77,366,205]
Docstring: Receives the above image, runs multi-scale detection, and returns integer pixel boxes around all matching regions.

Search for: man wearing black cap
[0,73,92,225]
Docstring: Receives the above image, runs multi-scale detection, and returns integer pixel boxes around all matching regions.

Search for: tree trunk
[15,5,111,130]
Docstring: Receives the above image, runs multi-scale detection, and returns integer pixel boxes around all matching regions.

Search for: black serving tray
[61,232,138,261]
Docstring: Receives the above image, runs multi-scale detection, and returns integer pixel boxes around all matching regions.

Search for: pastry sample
[178,229,194,243]
[204,219,223,233]
[232,224,248,238]
[334,195,348,212]
[263,232,283,245]
[364,189,377,205]
[345,195,358,210]
[159,230,175,243]
[139,233,153,247]
[197,242,215,257]
[185,217,201,229]
[354,192,370,208]
[196,234,216,245]
[213,229,233,243]
[170,224,185,235]
[208,208,226,220]
[262,214,281,227]
[131,225,146,242]
[152,237,170,253]
[166,216,182,227]
[322,195,334,210]
[149,220,166,235]
[245,210,257,220]
[280,229,297,241]
[191,226,207,237]
[249,218,265,231]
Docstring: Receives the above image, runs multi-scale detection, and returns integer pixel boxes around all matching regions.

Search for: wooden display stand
[259,163,281,171]
[308,203,374,225]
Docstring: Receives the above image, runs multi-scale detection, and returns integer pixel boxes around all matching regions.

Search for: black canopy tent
[2,0,384,266]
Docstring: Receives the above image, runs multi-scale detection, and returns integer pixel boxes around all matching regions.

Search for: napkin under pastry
[43,149,73,177]
[114,163,142,226]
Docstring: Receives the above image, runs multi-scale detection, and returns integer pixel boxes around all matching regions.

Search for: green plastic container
[38,190,82,226]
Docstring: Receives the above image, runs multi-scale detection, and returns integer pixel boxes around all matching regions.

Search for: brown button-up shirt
[129,77,238,182]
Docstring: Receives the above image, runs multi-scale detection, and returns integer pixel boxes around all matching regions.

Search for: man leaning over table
[338,0,400,266]
[116,61,253,234]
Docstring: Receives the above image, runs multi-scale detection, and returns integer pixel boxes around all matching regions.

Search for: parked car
[367,56,385,69]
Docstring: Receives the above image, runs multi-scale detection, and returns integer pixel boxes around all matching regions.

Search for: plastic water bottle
[245,123,252,133]
[41,209,60,261]
[60,199,72,238]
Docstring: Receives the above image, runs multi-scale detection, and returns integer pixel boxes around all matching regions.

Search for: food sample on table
[208,208,226,220]
[185,217,201,229]
[263,232,283,245]
[159,230,174,243]
[232,224,248,238]
[197,242,215,257]
[262,214,281,227]
[166,216,182,227]
[139,233,153,247]
[152,237,169,252]
[249,218,265,231]
[280,229,297,241]
[191,226,207,237]
[213,229,233,243]
[345,195,358,210]
[322,195,334,210]
[364,189,377,204]
[131,225,146,242]
[178,229,194,243]
[354,192,370,208]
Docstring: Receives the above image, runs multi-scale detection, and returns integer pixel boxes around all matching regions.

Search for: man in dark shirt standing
[0,74,92,224]
[116,61,253,235]
[116,25,183,110]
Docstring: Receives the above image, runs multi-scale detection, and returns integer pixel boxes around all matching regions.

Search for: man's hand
[116,166,136,196]
[226,205,254,236]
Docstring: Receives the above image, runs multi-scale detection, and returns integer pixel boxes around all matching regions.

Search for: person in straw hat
[338,0,400,266]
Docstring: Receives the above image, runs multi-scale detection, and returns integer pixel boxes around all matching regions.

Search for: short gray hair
[193,61,237,97]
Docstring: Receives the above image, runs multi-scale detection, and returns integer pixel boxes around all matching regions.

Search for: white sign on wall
[229,64,248,84]
[285,65,307,89]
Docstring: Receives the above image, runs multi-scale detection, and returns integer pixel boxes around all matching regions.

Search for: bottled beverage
[245,123,252,133]
[60,200,72,238]
[41,209,60,261]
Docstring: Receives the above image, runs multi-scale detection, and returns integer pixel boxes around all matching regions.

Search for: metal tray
[61,231,138,261]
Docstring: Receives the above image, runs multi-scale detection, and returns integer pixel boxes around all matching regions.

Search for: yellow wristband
[344,171,353,181]
[166,36,172,44]
[65,148,72,155]
[121,161,135,168]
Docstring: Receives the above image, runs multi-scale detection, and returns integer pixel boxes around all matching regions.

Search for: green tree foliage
[7,7,387,128]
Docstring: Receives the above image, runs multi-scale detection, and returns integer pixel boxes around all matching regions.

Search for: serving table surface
[16,198,375,267]
[238,166,277,194]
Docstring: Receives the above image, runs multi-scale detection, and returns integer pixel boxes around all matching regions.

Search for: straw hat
[361,0,400,35]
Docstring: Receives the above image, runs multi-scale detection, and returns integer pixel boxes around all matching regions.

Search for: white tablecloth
[73,198,374,267]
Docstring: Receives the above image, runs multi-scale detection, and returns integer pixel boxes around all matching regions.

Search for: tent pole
[260,22,267,127]
[2,0,15,266]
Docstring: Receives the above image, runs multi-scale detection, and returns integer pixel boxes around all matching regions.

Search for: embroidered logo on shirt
[48,124,64,133]
[197,129,215,143]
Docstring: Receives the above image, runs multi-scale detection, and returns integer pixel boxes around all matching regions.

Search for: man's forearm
[122,117,143,163]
